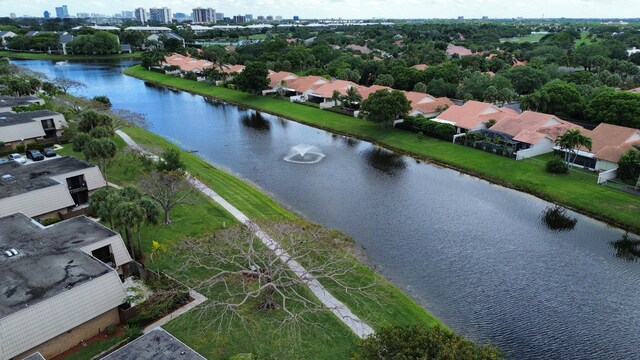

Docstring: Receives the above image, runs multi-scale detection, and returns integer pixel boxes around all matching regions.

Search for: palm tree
[556,129,592,169]
[331,90,342,107]
[344,86,362,110]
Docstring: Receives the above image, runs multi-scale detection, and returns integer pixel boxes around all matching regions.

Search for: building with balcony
[0,212,132,359]
[0,156,107,221]
[0,110,66,149]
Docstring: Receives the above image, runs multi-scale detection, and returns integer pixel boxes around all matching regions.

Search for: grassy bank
[0,50,142,61]
[124,65,640,233]
[57,126,442,358]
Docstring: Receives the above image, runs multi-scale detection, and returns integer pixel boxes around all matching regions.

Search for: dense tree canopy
[585,91,640,129]
[361,90,411,127]
[67,31,120,54]
[234,61,270,94]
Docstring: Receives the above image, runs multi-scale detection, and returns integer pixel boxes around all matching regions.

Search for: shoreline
[123,65,640,234]
[0,50,142,61]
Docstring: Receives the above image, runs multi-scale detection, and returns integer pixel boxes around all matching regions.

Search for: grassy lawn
[0,50,142,61]
[53,126,441,359]
[123,65,640,233]
[499,33,545,43]
[574,32,593,46]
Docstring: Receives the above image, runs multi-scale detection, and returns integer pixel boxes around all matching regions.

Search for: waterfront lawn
[0,50,142,60]
[119,126,444,359]
[123,65,640,233]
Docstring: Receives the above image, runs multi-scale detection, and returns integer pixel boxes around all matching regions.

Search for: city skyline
[4,0,640,20]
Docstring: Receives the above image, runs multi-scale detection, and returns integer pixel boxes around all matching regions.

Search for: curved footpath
[122,65,640,234]
[116,130,375,339]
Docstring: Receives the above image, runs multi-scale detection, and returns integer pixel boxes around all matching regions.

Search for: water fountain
[283,144,326,164]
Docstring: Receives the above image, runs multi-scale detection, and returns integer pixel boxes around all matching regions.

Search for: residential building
[275,16,283,21]
[173,12,189,22]
[434,100,518,133]
[146,33,185,48]
[0,30,17,46]
[121,10,134,18]
[215,12,224,21]
[245,14,253,22]
[102,328,206,359]
[0,110,66,148]
[134,7,147,23]
[60,33,74,55]
[446,43,473,57]
[488,110,581,159]
[345,44,371,54]
[43,11,50,19]
[0,95,45,113]
[192,8,215,24]
[149,7,172,24]
[0,213,131,359]
[233,15,246,23]
[404,91,454,118]
[0,156,107,220]
[569,123,640,171]
[163,53,213,73]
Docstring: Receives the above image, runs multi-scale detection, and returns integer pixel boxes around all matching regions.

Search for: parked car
[8,153,26,164]
[41,147,56,157]
[26,149,44,161]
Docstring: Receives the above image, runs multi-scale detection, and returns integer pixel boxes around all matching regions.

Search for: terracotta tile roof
[446,44,473,57]
[267,71,299,87]
[411,97,453,116]
[411,64,429,71]
[346,44,371,54]
[164,53,213,72]
[489,110,582,145]
[359,85,392,100]
[311,80,360,98]
[436,100,515,130]
[588,123,640,162]
[218,64,245,74]
[628,87,640,93]
[512,60,528,67]
[287,76,330,93]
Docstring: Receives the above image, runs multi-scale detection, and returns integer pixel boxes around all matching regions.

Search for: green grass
[500,33,545,43]
[63,334,127,360]
[123,65,640,233]
[575,32,593,46]
[0,50,142,60]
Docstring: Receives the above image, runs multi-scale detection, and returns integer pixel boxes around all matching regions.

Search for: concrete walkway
[116,130,374,338]
[143,290,208,333]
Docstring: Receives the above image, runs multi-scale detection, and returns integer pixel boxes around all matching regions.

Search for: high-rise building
[149,7,171,24]
[43,11,50,19]
[174,13,189,22]
[244,14,253,22]
[121,11,134,18]
[293,15,299,21]
[9,13,16,19]
[192,7,215,24]
[134,8,147,23]
[55,5,69,18]
[275,15,282,21]
[266,15,273,21]
[215,12,224,21]
[233,15,245,23]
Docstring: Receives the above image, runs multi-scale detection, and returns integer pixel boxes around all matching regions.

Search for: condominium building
[192,7,216,24]
[149,7,172,24]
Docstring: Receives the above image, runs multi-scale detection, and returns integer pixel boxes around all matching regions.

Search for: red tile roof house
[433,100,518,135]
[262,71,300,96]
[446,43,473,58]
[307,80,362,109]
[284,76,331,102]
[569,123,640,176]
[164,54,214,73]
[488,111,582,160]
[404,91,454,118]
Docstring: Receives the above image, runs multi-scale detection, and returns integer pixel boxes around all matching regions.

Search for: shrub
[16,144,25,153]
[41,217,61,226]
[353,325,503,360]
[92,95,112,108]
[104,324,117,335]
[546,157,568,174]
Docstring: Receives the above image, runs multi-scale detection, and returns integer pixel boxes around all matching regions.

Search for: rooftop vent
[3,249,19,257]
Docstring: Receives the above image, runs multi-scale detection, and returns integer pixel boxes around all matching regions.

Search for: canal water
[14,59,640,359]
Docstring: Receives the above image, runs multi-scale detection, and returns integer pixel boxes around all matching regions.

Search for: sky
[3,0,640,20]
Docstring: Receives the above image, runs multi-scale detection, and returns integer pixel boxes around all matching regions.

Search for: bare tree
[139,171,197,224]
[174,221,377,331]
[111,109,150,129]
[53,77,86,94]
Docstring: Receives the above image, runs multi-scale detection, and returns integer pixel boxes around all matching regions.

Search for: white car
[8,153,27,164]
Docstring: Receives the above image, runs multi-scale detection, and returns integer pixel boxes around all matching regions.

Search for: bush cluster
[546,157,569,174]
[407,116,457,140]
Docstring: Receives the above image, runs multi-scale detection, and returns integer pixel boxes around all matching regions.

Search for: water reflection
[540,206,577,231]
[333,134,360,148]
[204,97,227,107]
[240,111,270,132]
[363,147,407,175]
[610,234,640,262]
